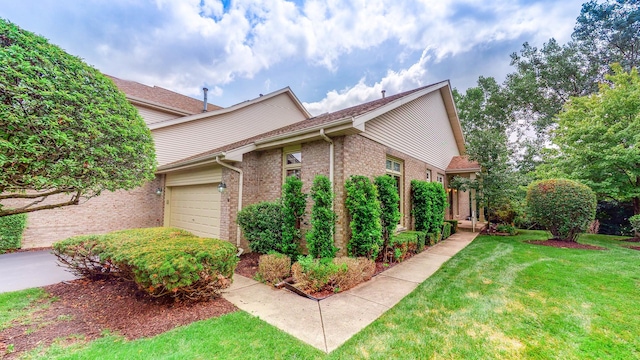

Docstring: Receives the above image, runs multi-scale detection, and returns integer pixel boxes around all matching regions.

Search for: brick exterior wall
[219,134,459,255]
[13,177,164,248]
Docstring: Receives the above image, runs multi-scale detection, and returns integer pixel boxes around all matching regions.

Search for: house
[155,80,480,253]
[18,76,310,248]
[18,76,478,250]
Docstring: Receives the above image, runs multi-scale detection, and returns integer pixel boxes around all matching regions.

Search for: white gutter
[319,128,334,189]
[215,156,244,256]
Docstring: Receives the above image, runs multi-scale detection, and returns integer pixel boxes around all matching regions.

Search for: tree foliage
[453,77,521,222]
[0,19,156,217]
[374,175,401,262]
[306,175,338,258]
[281,176,307,257]
[526,179,597,241]
[543,65,640,215]
[344,175,382,259]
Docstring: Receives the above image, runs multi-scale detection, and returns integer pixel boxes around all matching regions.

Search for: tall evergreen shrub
[345,175,382,259]
[0,212,27,253]
[375,175,401,261]
[307,175,338,258]
[281,176,307,257]
[411,180,447,233]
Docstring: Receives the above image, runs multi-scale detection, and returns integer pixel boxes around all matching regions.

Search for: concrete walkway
[222,231,478,353]
[0,250,77,293]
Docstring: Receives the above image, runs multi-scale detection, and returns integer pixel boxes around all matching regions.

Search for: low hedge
[257,253,291,284]
[0,213,27,253]
[444,220,458,234]
[384,231,429,262]
[442,222,452,240]
[291,255,374,293]
[53,227,238,301]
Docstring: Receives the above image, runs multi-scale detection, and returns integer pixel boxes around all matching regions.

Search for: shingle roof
[107,75,221,114]
[159,84,436,170]
[446,156,481,172]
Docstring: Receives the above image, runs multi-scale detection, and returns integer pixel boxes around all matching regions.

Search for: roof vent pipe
[202,87,208,112]
[381,90,386,98]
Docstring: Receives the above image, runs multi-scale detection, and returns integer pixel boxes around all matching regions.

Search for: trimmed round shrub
[257,253,291,284]
[526,179,597,241]
[236,201,284,254]
[291,255,375,293]
[53,227,238,301]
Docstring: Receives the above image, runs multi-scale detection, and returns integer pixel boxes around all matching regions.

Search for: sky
[1,0,586,115]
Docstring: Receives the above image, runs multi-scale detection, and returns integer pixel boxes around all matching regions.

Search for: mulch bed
[526,239,607,250]
[628,246,640,251]
[621,237,640,243]
[0,278,236,359]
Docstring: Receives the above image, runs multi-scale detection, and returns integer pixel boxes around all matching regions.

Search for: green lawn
[5,231,640,359]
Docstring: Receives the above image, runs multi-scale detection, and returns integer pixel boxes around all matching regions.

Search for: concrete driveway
[0,250,77,293]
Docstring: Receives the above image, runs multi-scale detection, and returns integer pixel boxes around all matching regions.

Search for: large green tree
[545,65,640,215]
[453,77,520,223]
[0,19,156,217]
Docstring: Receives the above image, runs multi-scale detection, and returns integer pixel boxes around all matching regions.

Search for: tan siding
[361,91,460,170]
[136,106,183,125]
[165,167,222,186]
[152,94,307,166]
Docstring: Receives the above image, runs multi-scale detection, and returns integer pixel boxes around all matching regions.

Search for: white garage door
[169,184,221,238]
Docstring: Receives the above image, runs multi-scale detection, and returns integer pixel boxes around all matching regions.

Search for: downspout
[319,129,334,189]
[319,129,335,244]
[215,156,244,256]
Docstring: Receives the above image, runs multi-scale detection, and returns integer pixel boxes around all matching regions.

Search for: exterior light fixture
[218,182,227,193]
[155,188,163,196]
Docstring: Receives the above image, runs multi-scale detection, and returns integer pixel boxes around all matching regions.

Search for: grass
[5,231,640,359]
[330,231,640,359]
[0,288,49,330]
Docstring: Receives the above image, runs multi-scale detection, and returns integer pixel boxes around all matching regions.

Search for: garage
[164,166,223,238]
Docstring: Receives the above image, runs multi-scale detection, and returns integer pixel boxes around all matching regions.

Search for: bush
[374,175,401,262]
[257,253,291,284]
[526,179,597,242]
[444,220,458,234]
[306,175,338,258]
[630,214,640,236]
[236,201,284,254]
[496,224,517,235]
[0,213,27,253]
[292,255,344,293]
[332,257,375,292]
[281,176,306,257]
[291,255,374,293]
[442,222,452,240]
[411,180,447,233]
[53,228,238,301]
[345,175,382,259]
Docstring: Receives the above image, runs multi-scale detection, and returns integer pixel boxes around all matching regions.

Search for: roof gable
[158,81,467,172]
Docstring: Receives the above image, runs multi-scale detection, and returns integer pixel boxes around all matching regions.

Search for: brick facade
[225,134,457,255]
[14,177,164,248]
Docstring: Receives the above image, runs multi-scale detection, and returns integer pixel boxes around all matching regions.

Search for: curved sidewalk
[222,231,479,353]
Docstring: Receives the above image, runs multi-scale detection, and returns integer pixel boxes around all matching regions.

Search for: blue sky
[1,0,585,115]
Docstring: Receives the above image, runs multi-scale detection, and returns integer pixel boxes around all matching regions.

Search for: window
[283,146,302,180]
[436,173,445,185]
[426,169,432,182]
[385,157,403,224]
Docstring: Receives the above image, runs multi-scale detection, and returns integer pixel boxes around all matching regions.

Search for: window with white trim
[436,173,445,185]
[426,169,432,182]
[283,146,302,180]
